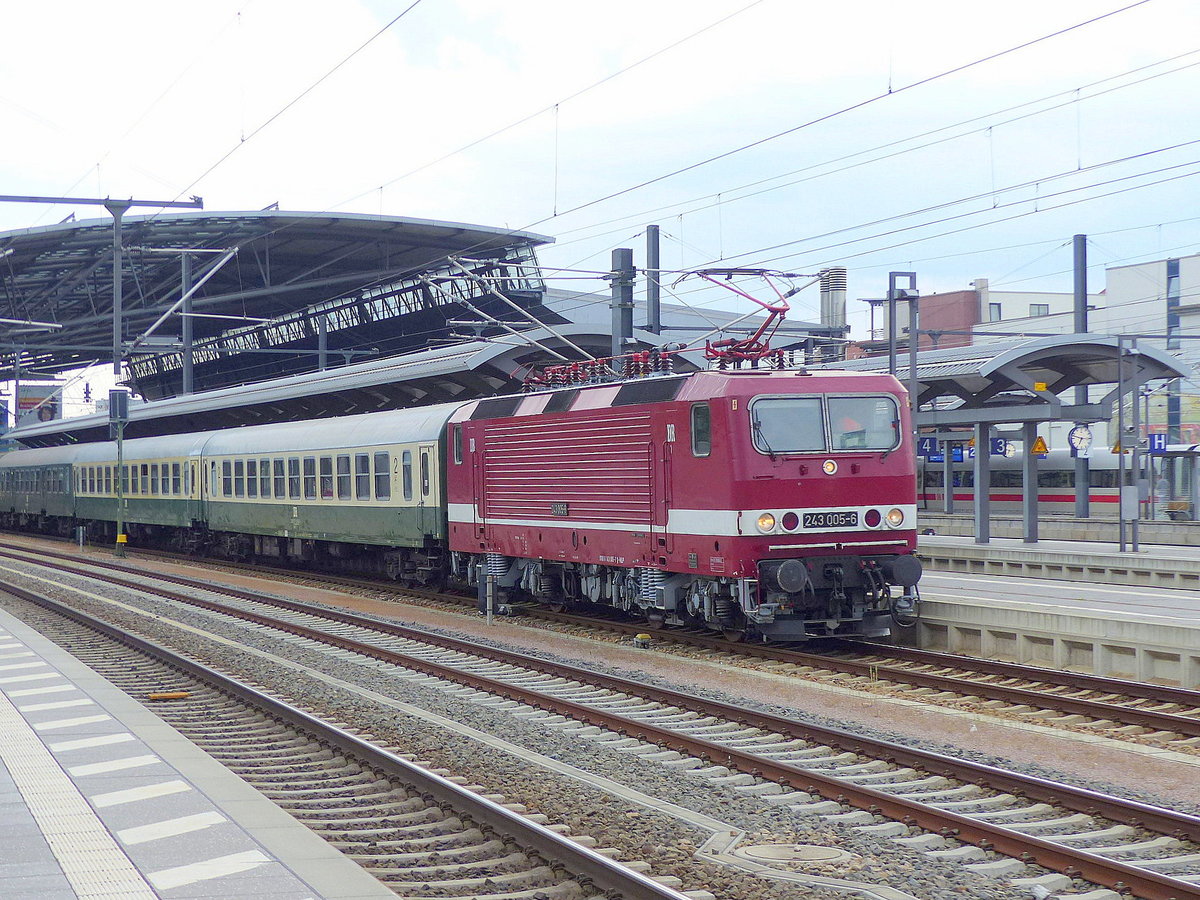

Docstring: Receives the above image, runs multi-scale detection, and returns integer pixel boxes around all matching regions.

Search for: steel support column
[973,423,991,544]
[1022,422,1039,543]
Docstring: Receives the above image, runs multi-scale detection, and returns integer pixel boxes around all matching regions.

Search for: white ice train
[918,444,1200,520]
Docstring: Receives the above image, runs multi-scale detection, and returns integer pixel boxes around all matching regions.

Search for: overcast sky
[3,0,1199,379]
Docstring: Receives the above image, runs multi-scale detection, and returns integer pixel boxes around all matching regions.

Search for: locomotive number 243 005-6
[802,510,859,528]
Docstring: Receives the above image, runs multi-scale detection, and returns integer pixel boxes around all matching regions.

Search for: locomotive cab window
[749,397,825,453]
[452,425,462,464]
[828,396,900,451]
[691,403,711,457]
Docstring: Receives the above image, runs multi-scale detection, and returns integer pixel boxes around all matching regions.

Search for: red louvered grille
[482,414,653,523]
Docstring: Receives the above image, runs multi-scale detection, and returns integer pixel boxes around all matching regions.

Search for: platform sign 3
[990,437,1006,456]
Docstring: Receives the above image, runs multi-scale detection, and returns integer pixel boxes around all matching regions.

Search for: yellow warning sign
[967,438,976,448]
[1112,442,1129,454]
[1031,435,1048,454]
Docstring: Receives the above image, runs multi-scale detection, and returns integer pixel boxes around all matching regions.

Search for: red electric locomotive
[445,366,921,641]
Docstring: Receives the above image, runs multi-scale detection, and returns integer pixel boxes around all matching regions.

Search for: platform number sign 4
[917,437,939,457]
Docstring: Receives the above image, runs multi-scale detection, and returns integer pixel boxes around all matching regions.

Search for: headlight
[821,459,838,475]
[756,512,776,533]
[886,507,905,528]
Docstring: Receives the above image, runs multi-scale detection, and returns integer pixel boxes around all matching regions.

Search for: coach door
[416,445,436,534]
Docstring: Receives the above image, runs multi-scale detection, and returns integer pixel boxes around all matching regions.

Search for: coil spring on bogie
[713,594,736,622]
[639,568,664,605]
[485,553,507,577]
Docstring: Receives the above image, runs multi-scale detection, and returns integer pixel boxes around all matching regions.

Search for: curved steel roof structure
[8,324,705,448]
[0,209,551,396]
[835,335,1188,426]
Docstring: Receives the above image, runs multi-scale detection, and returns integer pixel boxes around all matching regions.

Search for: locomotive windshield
[750,395,900,453]
[750,397,824,452]
[828,396,900,450]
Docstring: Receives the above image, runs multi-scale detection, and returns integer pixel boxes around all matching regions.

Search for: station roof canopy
[7,324,706,448]
[0,209,551,396]
[832,335,1189,427]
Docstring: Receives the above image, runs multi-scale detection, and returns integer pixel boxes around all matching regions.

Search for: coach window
[319,457,334,499]
[105,467,113,494]
[288,458,301,499]
[336,455,351,499]
[452,425,462,464]
[123,466,131,494]
[140,464,149,494]
[172,463,182,495]
[274,459,286,498]
[222,460,233,497]
[303,457,316,500]
[355,454,370,500]
[420,449,430,498]
[234,459,246,498]
[245,460,257,498]
[160,465,170,495]
[691,403,711,457]
[150,464,159,495]
[374,452,391,501]
[259,459,270,498]
[401,451,413,501]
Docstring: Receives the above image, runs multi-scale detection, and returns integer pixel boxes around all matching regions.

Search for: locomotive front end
[727,379,922,640]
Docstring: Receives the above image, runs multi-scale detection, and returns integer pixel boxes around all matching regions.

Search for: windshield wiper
[752,416,777,460]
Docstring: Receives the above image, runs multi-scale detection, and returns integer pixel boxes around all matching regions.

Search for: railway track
[6,537,1198,754]
[4,546,1200,899]
[0,577,698,900]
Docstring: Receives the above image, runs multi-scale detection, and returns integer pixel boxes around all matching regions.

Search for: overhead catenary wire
[548,47,1200,246]
[520,1,1156,230]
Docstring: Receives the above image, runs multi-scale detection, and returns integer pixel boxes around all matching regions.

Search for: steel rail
[824,637,1200,709]
[5,541,1198,739]
[8,551,1200,899]
[0,576,692,900]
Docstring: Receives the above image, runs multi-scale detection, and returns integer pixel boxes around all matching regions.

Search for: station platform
[0,608,393,900]
[918,510,1200,551]
[909,533,1200,687]
[917,531,1200,589]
